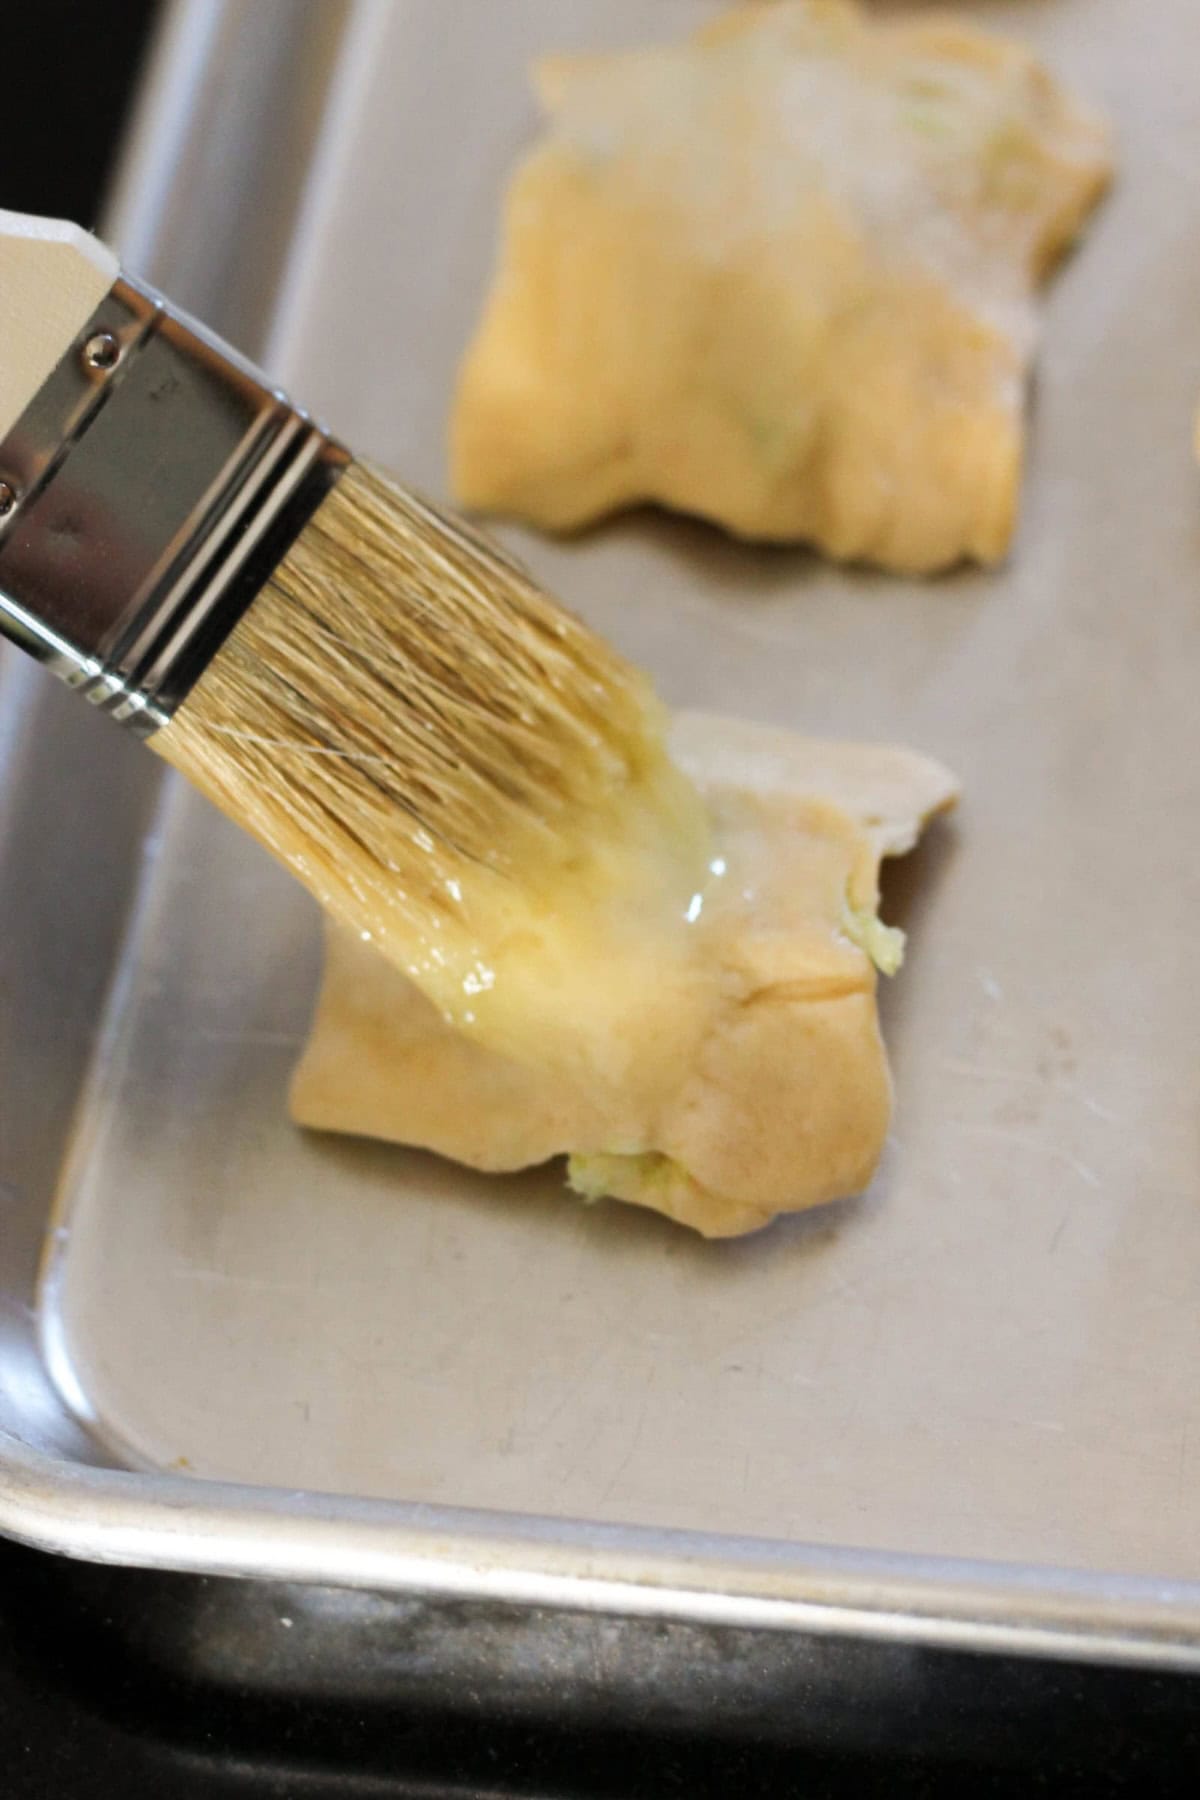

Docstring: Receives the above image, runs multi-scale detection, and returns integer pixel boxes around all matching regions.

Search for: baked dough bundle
[452,0,1111,572]
[292,713,958,1237]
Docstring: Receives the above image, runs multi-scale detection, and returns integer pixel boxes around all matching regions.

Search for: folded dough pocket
[451,0,1110,572]
[290,713,958,1238]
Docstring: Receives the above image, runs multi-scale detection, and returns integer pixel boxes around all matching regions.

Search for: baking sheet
[31,0,1200,1590]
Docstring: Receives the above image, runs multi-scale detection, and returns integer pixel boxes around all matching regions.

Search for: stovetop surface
[4,1532,1200,1799]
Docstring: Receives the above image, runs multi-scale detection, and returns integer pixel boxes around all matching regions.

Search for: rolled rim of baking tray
[3,1426,1200,1668]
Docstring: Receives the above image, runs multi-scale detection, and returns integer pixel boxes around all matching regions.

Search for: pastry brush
[0,209,706,1052]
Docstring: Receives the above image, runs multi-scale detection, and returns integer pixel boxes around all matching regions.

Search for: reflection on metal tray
[5,0,1200,1677]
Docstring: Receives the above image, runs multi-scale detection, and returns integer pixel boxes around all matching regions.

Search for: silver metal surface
[106,0,358,352]
[0,272,347,732]
[4,0,1200,1675]
[82,332,121,372]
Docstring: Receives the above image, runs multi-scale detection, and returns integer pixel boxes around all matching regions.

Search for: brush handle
[0,209,348,734]
[0,209,118,437]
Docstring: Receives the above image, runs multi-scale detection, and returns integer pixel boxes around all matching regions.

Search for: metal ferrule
[0,275,349,735]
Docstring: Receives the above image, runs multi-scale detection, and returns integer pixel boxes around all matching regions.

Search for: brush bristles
[154,461,705,1039]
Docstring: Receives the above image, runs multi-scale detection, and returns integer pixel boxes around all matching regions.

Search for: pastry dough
[291,713,958,1237]
[452,0,1111,572]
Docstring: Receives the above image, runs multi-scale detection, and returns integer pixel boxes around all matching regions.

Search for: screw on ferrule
[82,331,120,372]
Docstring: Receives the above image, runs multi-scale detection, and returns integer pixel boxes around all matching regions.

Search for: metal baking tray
[4,0,1200,1673]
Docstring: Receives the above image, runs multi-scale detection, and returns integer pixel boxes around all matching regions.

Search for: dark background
[2,4,1200,1794]
[0,1,161,226]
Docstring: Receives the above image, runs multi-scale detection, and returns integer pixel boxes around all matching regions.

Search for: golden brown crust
[452,0,1111,571]
[290,713,959,1238]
